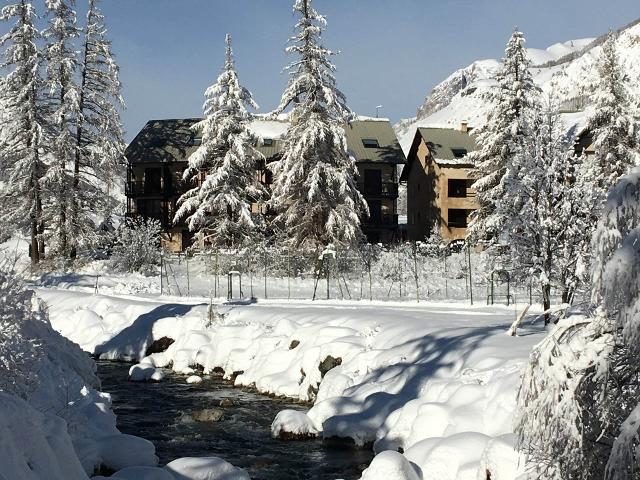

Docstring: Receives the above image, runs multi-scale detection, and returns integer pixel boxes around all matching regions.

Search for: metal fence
[157,244,569,306]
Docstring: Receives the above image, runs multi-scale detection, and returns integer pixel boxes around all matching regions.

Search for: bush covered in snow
[111,217,162,275]
[517,168,640,480]
[0,267,47,398]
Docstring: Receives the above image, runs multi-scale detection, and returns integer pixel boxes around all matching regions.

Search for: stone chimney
[460,121,469,133]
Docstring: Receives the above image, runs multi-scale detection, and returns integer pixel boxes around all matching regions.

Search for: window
[362,138,380,148]
[263,138,274,146]
[448,209,469,228]
[192,137,202,146]
[451,148,467,159]
[363,169,382,195]
[448,179,468,198]
[144,168,162,195]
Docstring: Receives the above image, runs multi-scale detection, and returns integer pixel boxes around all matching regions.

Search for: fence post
[413,242,420,303]
[287,249,291,300]
[467,243,474,306]
[263,247,268,299]
[186,253,190,297]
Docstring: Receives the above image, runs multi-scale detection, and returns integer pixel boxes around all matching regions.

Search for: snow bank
[164,457,250,480]
[0,392,88,480]
[96,434,158,471]
[271,409,318,439]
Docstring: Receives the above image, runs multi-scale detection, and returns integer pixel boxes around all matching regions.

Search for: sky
[7,1,640,142]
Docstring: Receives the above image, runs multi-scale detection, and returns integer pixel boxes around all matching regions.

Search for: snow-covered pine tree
[175,34,267,248]
[468,29,538,251]
[586,32,639,201]
[499,97,574,312]
[43,0,80,257]
[516,169,640,480]
[69,0,125,258]
[0,0,48,264]
[568,32,639,292]
[269,0,367,249]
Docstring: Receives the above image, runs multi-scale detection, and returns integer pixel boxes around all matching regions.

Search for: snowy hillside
[396,19,640,152]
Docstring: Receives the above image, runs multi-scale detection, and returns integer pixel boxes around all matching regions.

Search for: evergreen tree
[175,34,267,247]
[0,1,48,264]
[70,0,125,257]
[468,29,538,251]
[43,0,80,257]
[586,32,639,201]
[570,32,639,290]
[500,98,575,312]
[269,0,367,248]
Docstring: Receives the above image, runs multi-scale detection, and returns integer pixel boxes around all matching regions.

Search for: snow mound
[271,409,319,439]
[164,457,250,480]
[96,434,158,471]
[0,392,88,480]
[186,375,203,384]
[360,450,422,480]
[129,362,164,382]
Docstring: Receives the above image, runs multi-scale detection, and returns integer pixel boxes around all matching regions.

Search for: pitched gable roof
[400,127,477,181]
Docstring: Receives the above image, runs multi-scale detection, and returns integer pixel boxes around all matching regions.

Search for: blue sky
[23,1,640,140]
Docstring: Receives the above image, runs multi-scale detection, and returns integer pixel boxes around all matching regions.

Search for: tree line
[0,0,125,265]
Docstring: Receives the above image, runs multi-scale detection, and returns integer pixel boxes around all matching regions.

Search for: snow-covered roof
[126,116,406,166]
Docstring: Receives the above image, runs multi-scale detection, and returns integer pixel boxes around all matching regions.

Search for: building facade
[125,117,406,251]
[401,126,478,243]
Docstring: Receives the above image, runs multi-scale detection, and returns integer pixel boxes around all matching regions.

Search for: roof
[126,117,406,165]
[400,127,477,182]
[126,118,200,164]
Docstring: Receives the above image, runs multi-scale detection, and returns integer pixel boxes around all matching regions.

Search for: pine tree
[468,29,539,251]
[587,32,639,201]
[500,98,575,312]
[269,0,367,249]
[43,0,80,257]
[175,34,267,247]
[70,0,125,257]
[569,32,639,290]
[0,1,48,264]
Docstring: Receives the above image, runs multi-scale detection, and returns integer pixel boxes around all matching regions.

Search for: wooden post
[467,243,474,306]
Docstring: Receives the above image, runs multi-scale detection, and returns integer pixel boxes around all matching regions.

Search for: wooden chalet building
[125,117,406,251]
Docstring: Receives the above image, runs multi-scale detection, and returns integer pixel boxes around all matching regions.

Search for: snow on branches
[517,168,640,480]
[269,0,367,249]
[175,34,267,248]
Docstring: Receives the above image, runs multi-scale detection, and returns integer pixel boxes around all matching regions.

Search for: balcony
[126,180,187,198]
[365,214,398,228]
[358,182,399,198]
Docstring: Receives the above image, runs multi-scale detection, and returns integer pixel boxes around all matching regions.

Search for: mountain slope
[396,19,640,153]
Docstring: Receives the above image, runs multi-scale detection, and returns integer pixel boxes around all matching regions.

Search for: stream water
[97,361,373,480]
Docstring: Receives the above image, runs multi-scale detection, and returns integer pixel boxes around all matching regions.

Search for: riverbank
[35,285,547,479]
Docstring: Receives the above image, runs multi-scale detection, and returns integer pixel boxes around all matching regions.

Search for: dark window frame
[448,208,469,229]
[448,179,468,198]
[362,138,380,148]
[451,148,468,159]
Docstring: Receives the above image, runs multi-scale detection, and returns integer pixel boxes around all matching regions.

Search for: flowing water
[97,361,373,479]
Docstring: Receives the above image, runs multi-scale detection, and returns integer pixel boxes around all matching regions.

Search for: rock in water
[191,409,224,422]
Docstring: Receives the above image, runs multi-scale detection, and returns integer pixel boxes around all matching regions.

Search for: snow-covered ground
[34,279,548,480]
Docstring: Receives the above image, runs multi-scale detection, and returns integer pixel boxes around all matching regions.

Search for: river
[97,361,373,480]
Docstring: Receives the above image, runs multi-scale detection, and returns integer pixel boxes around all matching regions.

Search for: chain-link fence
[157,244,570,306]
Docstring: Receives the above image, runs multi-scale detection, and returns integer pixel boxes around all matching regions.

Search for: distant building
[125,117,406,251]
[400,125,478,243]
